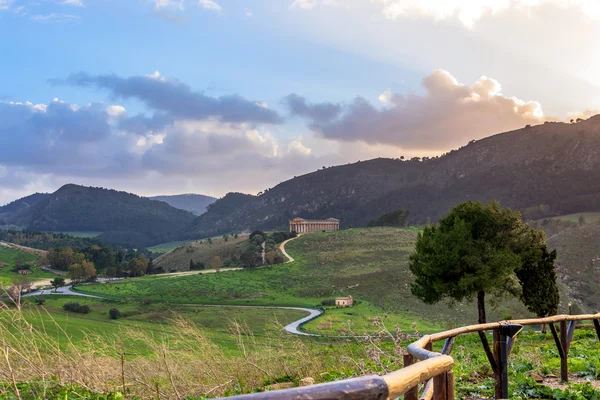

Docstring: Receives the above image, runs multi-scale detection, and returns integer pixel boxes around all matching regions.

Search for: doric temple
[289,217,340,234]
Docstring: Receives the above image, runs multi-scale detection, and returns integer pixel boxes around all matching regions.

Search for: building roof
[290,217,340,223]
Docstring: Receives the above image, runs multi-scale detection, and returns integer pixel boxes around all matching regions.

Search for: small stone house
[17,269,32,275]
[335,295,353,307]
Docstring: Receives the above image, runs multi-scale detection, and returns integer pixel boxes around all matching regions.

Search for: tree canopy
[409,201,559,323]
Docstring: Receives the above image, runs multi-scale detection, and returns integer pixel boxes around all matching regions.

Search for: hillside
[186,116,600,237]
[547,223,600,313]
[4,184,196,248]
[79,228,569,327]
[154,234,250,272]
[0,241,50,285]
[150,194,216,215]
[0,193,49,222]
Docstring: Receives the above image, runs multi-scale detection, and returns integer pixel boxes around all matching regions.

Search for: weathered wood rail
[217,313,600,400]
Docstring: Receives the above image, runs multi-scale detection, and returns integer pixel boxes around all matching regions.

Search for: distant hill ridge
[2,184,196,248]
[186,115,600,237]
[150,194,216,215]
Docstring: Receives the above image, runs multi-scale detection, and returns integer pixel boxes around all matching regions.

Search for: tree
[578,215,586,226]
[211,256,222,272]
[51,277,66,292]
[128,257,148,277]
[82,260,96,281]
[409,201,558,324]
[223,234,229,242]
[516,242,559,332]
[69,263,83,282]
[207,238,213,245]
[189,259,195,271]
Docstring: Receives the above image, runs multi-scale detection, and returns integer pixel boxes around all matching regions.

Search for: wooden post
[447,371,455,400]
[493,329,504,399]
[560,320,568,382]
[593,319,600,341]
[403,354,418,400]
[432,373,447,400]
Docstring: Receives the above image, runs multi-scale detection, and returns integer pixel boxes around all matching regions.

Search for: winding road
[23,286,322,336]
[20,237,324,336]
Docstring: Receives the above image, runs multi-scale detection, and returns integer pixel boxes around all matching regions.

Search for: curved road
[279,235,301,263]
[21,237,323,336]
[22,286,323,336]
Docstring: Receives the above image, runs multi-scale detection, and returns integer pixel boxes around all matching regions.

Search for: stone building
[289,217,340,234]
[335,295,353,307]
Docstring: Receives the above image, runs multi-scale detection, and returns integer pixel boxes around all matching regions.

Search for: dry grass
[0,298,407,399]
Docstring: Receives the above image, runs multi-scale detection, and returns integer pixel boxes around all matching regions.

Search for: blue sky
[2,0,600,204]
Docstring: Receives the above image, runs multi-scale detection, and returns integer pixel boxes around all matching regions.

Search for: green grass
[14,296,309,352]
[147,240,194,253]
[302,301,440,335]
[77,227,555,331]
[50,231,103,238]
[0,245,53,285]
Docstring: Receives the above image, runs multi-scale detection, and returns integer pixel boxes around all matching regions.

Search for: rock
[300,377,314,386]
[526,371,544,383]
[265,382,294,391]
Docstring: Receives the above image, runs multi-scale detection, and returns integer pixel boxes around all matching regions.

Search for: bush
[62,302,90,314]
[109,308,121,320]
[35,297,46,305]
[320,299,336,306]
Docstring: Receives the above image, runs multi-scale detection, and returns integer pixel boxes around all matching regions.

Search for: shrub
[62,302,90,314]
[35,297,46,305]
[320,299,336,306]
[109,308,121,320]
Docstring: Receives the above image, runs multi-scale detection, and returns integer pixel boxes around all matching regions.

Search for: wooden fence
[218,313,600,400]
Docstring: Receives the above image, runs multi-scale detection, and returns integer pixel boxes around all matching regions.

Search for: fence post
[403,354,418,400]
[432,373,447,400]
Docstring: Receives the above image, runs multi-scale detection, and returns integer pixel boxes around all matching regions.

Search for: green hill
[0,242,51,286]
[154,234,250,272]
[78,227,570,330]
[4,184,196,248]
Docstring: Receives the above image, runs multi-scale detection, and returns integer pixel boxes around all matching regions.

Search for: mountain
[5,184,196,248]
[150,194,216,215]
[186,116,600,237]
[0,193,50,221]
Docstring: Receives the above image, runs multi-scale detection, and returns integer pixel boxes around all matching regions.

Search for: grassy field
[77,228,559,330]
[3,298,600,399]
[153,233,250,271]
[12,296,309,349]
[0,244,53,285]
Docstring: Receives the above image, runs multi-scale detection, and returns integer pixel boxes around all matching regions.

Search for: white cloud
[372,0,600,28]
[302,69,555,150]
[199,0,222,12]
[57,0,85,7]
[31,13,81,22]
[154,0,221,12]
[291,0,317,9]
[0,0,14,11]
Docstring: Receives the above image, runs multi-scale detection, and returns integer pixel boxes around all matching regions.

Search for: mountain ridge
[185,116,600,237]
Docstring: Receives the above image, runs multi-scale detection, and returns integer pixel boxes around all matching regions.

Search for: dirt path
[279,235,301,263]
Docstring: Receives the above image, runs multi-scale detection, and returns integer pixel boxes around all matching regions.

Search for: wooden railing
[217,313,600,400]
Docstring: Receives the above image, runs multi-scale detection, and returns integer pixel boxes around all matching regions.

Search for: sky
[1,0,600,204]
